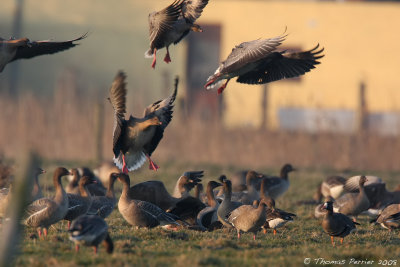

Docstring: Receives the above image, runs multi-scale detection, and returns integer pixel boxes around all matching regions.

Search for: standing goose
[0,33,87,72]
[333,176,370,221]
[228,198,267,240]
[196,181,222,230]
[322,201,359,246]
[262,164,296,199]
[109,71,178,173]
[117,173,179,228]
[204,32,324,94]
[261,196,296,235]
[370,204,400,231]
[217,176,242,228]
[87,173,118,219]
[146,0,209,68]
[238,170,262,204]
[66,168,106,196]
[64,176,96,229]
[69,215,113,254]
[24,167,70,237]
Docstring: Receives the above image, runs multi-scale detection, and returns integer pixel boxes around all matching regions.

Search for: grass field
[5,160,399,266]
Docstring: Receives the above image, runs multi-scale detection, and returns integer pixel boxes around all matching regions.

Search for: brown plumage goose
[333,176,370,221]
[238,170,262,204]
[322,201,359,246]
[87,173,118,219]
[196,181,222,230]
[204,32,324,94]
[117,173,179,228]
[261,196,296,235]
[172,171,204,198]
[262,164,296,199]
[217,176,242,228]
[69,215,113,254]
[314,196,335,219]
[0,33,87,72]
[145,0,209,68]
[64,176,96,229]
[371,204,400,231]
[109,71,178,173]
[66,168,106,196]
[24,167,70,237]
[228,198,267,240]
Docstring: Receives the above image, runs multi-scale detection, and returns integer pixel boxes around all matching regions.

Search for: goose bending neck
[54,171,66,203]
[106,177,116,199]
[207,183,217,207]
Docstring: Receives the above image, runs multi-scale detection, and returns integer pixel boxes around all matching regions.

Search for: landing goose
[0,33,87,72]
[109,71,178,173]
[24,167,70,237]
[262,164,296,199]
[117,173,179,228]
[333,176,370,220]
[146,0,209,68]
[322,201,359,246]
[228,198,267,240]
[69,215,113,254]
[87,173,118,219]
[204,32,324,94]
[64,176,96,229]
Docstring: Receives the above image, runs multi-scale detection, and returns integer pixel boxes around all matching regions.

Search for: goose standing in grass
[117,173,179,228]
[67,168,106,196]
[217,176,242,228]
[0,33,87,72]
[322,201,359,246]
[262,164,296,199]
[333,176,370,221]
[228,198,267,240]
[24,167,70,237]
[370,204,400,231]
[238,170,263,204]
[261,196,296,235]
[204,32,324,94]
[87,173,118,219]
[196,181,222,230]
[145,0,209,68]
[64,176,97,229]
[69,215,113,254]
[109,71,178,173]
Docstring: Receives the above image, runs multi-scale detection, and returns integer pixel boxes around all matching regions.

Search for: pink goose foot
[122,155,129,174]
[217,79,230,95]
[164,51,171,63]
[151,49,157,69]
[146,155,159,171]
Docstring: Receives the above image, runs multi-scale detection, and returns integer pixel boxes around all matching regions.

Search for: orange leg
[331,236,335,247]
[67,221,71,230]
[151,48,157,69]
[237,232,241,239]
[273,229,277,235]
[164,47,171,63]
[37,228,42,239]
[75,244,80,252]
[43,228,48,237]
[253,234,256,241]
[340,238,344,244]
[263,228,267,234]
[146,155,159,171]
[93,246,98,254]
[217,79,231,95]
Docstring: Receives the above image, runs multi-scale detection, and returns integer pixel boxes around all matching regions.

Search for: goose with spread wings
[204,32,324,94]
[109,71,178,173]
[145,0,209,68]
[0,33,87,73]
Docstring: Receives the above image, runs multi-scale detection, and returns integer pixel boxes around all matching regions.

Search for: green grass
[9,161,400,266]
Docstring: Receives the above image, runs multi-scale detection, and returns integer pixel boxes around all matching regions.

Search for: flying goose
[322,201,359,246]
[109,71,178,173]
[204,32,324,94]
[117,173,179,228]
[145,0,209,68]
[69,215,113,254]
[24,167,70,237]
[87,173,118,219]
[333,176,370,221]
[64,176,96,229]
[262,164,296,199]
[0,33,87,72]
[228,198,267,240]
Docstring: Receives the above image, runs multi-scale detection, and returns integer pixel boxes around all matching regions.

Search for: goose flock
[0,0,398,258]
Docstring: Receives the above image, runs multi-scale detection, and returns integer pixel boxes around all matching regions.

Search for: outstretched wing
[11,33,87,62]
[237,44,324,84]
[221,34,287,74]
[182,0,209,23]
[148,0,184,50]
[108,71,127,157]
[143,77,178,156]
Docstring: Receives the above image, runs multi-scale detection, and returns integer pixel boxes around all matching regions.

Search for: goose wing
[182,0,209,23]
[237,44,324,84]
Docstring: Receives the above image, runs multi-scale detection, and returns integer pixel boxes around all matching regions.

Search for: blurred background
[0,0,399,171]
